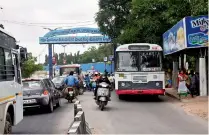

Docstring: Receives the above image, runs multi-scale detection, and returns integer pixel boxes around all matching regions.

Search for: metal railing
[68,100,92,134]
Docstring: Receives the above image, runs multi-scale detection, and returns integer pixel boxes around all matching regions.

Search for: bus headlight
[121,83,125,87]
[153,75,157,79]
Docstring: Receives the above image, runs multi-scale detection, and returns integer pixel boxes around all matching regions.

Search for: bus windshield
[60,67,79,76]
[116,51,162,72]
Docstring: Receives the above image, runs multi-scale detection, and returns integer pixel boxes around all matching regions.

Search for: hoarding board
[163,19,186,55]
[185,15,208,48]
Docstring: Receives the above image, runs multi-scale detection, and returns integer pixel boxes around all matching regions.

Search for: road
[12,91,208,134]
[12,99,74,134]
[79,91,208,134]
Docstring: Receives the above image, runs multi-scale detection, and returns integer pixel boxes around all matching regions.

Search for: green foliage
[21,55,43,78]
[95,0,131,41]
[95,0,208,69]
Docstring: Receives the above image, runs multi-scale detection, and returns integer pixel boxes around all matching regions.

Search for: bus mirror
[20,47,28,62]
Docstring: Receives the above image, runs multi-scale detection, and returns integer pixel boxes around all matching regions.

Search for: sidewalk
[166,88,208,121]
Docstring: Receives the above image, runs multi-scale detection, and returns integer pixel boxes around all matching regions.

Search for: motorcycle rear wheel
[100,101,105,111]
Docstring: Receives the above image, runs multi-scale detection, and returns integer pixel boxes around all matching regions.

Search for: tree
[21,55,43,78]
[190,0,208,16]
[118,0,192,45]
[95,0,131,42]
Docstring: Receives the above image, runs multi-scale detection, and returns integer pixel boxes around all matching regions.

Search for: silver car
[22,78,61,113]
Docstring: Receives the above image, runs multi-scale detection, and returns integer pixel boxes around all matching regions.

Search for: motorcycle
[78,81,84,95]
[91,81,97,92]
[64,87,75,103]
[95,82,110,111]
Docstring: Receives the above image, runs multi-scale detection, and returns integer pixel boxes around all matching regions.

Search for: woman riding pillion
[64,71,79,99]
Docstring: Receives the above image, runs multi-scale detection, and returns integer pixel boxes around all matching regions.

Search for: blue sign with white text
[185,15,208,48]
[39,27,112,44]
[39,36,111,44]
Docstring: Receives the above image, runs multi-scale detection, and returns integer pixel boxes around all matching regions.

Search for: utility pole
[43,27,61,78]
[62,44,67,64]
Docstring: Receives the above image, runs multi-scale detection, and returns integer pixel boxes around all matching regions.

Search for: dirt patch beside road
[177,97,208,121]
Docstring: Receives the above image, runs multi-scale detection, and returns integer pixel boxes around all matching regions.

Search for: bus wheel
[118,95,124,100]
[4,113,12,134]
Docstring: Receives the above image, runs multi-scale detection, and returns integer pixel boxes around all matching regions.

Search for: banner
[163,19,186,55]
[185,15,208,48]
[39,36,111,44]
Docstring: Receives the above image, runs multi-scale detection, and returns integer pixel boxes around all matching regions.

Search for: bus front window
[117,52,139,71]
[117,51,162,72]
[140,52,161,71]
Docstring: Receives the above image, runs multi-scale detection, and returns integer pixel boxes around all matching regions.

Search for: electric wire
[0,19,96,28]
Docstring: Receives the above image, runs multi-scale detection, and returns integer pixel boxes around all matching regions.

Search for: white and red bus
[115,43,165,99]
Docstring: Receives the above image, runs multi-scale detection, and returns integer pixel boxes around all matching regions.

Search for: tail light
[68,88,73,92]
[43,90,49,95]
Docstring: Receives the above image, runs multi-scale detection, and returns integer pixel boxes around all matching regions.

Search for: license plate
[69,91,73,94]
[23,99,36,104]
[119,73,124,77]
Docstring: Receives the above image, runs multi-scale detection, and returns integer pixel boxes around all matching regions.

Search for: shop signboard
[163,19,187,55]
[185,15,208,48]
[163,15,208,55]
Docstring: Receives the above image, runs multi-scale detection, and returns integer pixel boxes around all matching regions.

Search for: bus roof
[0,27,15,40]
[60,64,80,68]
[116,43,162,51]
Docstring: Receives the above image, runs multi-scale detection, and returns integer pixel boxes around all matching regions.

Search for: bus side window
[4,49,14,81]
[0,47,5,80]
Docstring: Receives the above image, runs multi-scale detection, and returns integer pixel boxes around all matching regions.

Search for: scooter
[92,81,97,92]
[95,82,110,111]
[65,87,75,103]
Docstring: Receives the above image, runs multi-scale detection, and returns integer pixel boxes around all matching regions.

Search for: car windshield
[52,77,65,83]
[22,81,43,89]
[116,51,162,72]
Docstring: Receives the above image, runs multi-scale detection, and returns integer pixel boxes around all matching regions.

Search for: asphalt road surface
[80,91,208,134]
[12,91,208,134]
[12,98,74,134]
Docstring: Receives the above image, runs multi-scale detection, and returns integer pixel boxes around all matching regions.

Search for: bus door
[12,53,23,125]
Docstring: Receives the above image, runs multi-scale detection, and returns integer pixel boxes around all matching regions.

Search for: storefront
[163,15,208,96]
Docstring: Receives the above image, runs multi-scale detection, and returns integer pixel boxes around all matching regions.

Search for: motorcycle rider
[93,72,100,81]
[94,73,111,101]
[64,71,79,99]
[84,74,91,91]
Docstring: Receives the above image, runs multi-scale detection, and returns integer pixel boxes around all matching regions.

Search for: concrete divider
[68,100,91,134]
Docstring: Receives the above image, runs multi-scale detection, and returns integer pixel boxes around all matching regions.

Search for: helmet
[95,72,98,75]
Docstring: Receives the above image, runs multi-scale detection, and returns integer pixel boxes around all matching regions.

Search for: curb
[165,92,180,100]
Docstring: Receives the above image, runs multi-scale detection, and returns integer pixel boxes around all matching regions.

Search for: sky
[0,0,100,63]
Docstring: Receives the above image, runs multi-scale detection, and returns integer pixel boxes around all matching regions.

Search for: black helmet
[69,71,74,75]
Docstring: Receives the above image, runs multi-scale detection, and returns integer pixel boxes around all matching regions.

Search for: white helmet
[95,72,98,75]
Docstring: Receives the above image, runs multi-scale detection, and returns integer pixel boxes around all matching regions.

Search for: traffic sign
[109,55,114,61]
[104,57,107,62]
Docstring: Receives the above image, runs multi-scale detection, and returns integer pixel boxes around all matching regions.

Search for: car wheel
[47,100,54,113]
[4,113,12,134]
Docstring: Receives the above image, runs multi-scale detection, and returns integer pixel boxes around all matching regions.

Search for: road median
[68,100,92,134]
